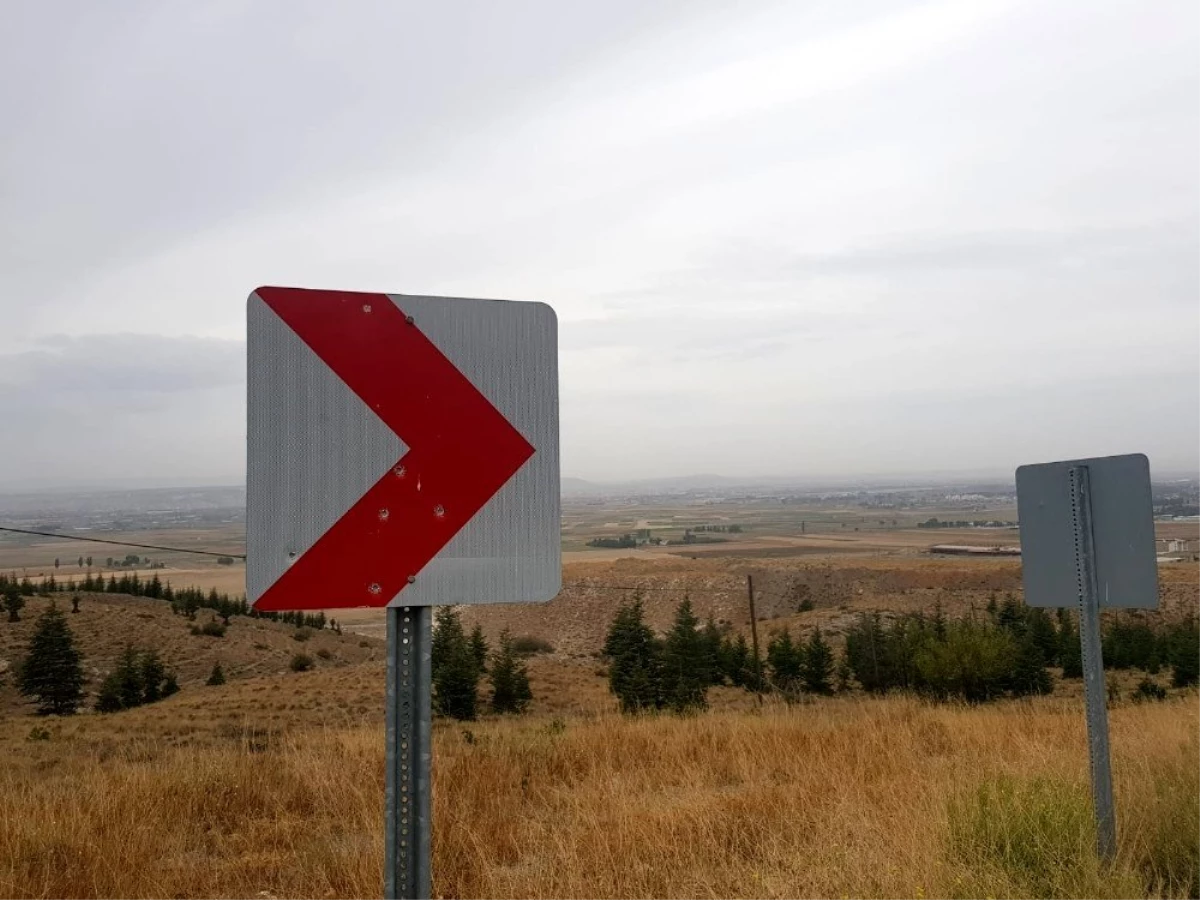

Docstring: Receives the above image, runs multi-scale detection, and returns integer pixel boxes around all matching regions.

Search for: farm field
[1,496,1194,600]
[0,494,1196,898]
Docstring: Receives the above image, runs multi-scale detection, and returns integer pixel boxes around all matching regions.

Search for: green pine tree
[700,615,724,686]
[1146,636,1163,675]
[767,628,803,694]
[1026,607,1059,666]
[912,619,1018,702]
[94,671,123,713]
[3,584,24,622]
[985,593,999,621]
[112,646,145,709]
[17,603,85,715]
[1059,614,1083,678]
[602,597,664,713]
[834,652,853,692]
[844,612,892,693]
[489,629,533,714]
[661,598,708,712]
[931,601,947,642]
[206,662,226,686]
[469,624,489,677]
[140,650,166,703]
[1168,618,1199,688]
[997,594,1024,634]
[432,607,480,721]
[1009,632,1053,696]
[724,632,752,688]
[800,627,835,695]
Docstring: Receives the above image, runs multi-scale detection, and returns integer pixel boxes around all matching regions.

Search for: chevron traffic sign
[246,286,560,611]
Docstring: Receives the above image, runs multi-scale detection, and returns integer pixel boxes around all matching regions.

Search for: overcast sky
[1,0,1196,488]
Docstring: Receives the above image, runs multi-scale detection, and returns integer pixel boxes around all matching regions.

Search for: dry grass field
[0,684,1195,899]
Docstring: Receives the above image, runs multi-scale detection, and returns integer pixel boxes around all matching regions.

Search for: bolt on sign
[1015,453,1158,862]
[247,286,560,899]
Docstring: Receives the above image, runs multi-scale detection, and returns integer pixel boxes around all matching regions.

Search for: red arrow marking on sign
[253,287,534,610]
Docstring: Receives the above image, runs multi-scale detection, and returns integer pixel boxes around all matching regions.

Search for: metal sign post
[1069,466,1116,859]
[1016,452,1158,862]
[384,606,433,899]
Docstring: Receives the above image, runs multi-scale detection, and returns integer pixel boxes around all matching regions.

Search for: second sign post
[1016,452,1158,859]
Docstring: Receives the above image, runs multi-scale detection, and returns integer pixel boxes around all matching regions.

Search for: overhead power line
[0,527,756,595]
[0,526,246,561]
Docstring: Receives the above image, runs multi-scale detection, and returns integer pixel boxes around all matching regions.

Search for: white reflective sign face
[248,287,560,610]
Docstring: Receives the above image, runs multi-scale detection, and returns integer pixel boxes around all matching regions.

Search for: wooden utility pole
[747,574,763,692]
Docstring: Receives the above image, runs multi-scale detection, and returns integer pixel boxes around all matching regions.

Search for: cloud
[0,334,243,398]
[0,335,245,488]
[0,0,1196,484]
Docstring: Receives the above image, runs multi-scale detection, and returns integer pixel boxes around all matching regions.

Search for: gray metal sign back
[1016,453,1158,609]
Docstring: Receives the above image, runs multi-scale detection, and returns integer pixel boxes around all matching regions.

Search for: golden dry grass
[1,691,1194,899]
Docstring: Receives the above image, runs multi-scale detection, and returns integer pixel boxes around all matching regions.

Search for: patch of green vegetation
[511,635,554,656]
[1136,762,1200,899]
[947,775,1141,899]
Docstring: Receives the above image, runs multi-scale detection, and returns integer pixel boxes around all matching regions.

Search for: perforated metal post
[385,605,432,899]
[1069,466,1116,860]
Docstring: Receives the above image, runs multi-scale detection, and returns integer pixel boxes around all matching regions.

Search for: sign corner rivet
[406,575,416,584]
